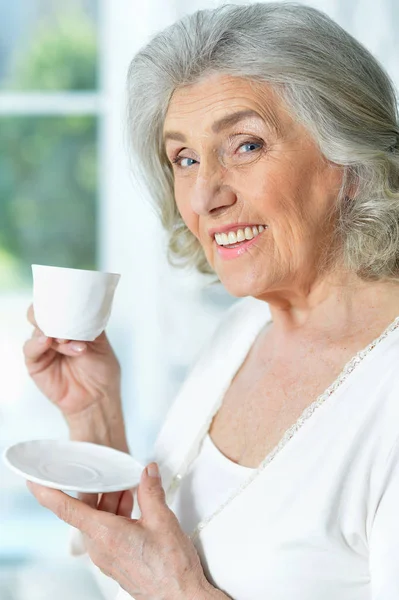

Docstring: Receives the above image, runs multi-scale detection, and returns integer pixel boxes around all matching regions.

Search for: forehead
[163,74,287,136]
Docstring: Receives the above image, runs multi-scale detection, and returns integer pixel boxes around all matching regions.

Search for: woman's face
[163,74,344,300]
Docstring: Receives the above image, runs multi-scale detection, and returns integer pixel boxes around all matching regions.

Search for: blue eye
[239,142,261,153]
[180,157,197,167]
[171,156,197,168]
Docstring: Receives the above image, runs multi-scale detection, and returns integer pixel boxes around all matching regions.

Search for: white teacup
[32,265,121,342]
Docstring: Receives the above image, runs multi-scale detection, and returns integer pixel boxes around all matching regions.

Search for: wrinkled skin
[27,466,227,600]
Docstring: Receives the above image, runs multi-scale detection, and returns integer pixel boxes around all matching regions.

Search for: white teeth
[244,227,254,240]
[236,229,245,242]
[214,225,266,246]
[228,231,237,244]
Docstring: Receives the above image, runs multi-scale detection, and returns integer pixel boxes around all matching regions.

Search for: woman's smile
[163,74,346,301]
[214,225,268,260]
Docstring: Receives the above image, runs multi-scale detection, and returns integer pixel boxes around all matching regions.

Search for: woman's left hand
[27,463,219,600]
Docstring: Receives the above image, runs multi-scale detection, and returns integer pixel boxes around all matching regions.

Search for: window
[0,1,103,597]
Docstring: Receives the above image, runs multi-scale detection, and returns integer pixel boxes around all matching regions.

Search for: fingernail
[147,463,160,478]
[70,342,86,353]
[38,335,48,344]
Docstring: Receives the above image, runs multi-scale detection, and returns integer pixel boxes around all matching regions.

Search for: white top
[117,297,399,600]
[170,434,252,536]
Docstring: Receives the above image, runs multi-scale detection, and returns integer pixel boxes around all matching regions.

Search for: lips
[214,225,267,261]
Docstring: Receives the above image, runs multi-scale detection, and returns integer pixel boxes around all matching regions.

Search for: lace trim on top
[168,314,399,541]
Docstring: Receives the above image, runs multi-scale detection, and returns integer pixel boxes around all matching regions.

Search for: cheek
[251,184,312,253]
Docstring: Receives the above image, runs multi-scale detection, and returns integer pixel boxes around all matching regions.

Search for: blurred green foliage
[0,4,97,290]
[8,6,97,91]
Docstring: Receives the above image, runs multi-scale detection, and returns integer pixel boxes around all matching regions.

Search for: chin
[218,270,269,299]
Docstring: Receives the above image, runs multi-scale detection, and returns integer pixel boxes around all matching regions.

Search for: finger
[31,326,44,339]
[97,491,124,515]
[137,464,169,528]
[27,304,38,328]
[32,327,69,346]
[26,306,85,353]
[117,490,134,518]
[50,340,87,355]
[23,335,53,363]
[78,492,99,509]
[23,336,87,363]
[26,481,110,536]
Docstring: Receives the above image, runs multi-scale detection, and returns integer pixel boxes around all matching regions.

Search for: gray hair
[127,2,399,282]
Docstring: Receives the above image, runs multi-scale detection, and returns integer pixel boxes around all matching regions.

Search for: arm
[67,393,129,454]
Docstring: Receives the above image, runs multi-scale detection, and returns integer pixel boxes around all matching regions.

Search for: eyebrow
[163,109,266,144]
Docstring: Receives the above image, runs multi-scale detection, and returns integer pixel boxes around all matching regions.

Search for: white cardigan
[117,296,399,599]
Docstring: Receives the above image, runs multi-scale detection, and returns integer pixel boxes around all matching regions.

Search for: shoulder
[181,295,270,377]
[199,295,270,350]
[152,296,270,452]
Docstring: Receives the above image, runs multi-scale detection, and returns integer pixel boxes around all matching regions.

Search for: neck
[257,270,399,344]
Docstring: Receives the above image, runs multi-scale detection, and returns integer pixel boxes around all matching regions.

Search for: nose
[190,160,236,216]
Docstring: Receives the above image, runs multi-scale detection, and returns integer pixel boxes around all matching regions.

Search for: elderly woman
[24,2,399,599]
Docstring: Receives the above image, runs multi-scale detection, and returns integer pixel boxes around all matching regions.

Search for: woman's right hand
[23,304,122,426]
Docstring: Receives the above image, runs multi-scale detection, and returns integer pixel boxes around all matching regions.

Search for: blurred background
[0,0,398,598]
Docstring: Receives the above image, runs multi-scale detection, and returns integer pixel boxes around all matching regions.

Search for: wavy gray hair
[127,2,399,281]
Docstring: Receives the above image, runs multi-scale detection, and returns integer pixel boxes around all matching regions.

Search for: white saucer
[3,440,145,493]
